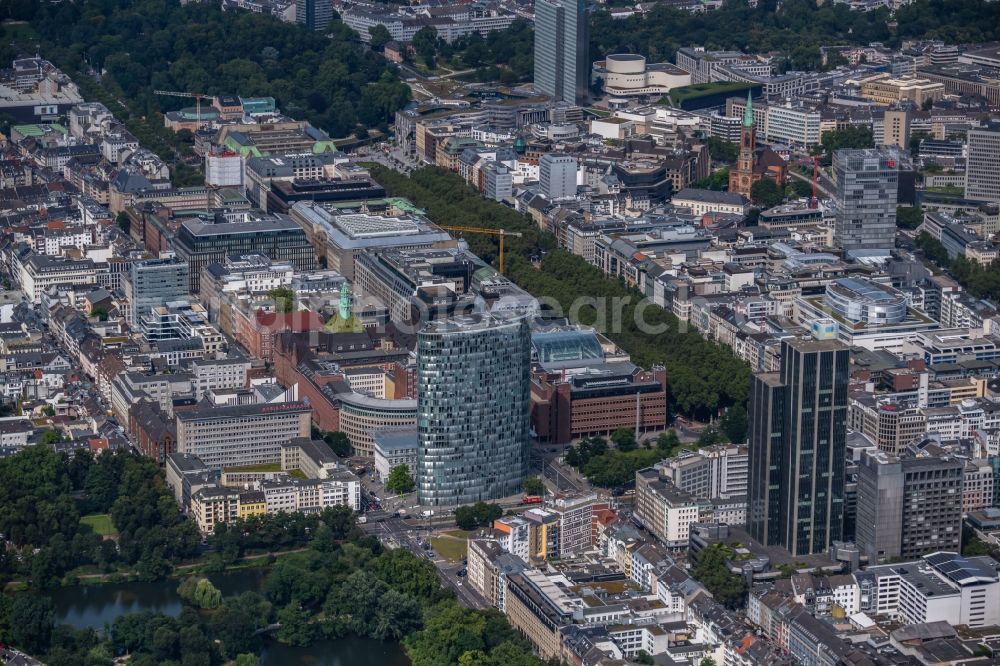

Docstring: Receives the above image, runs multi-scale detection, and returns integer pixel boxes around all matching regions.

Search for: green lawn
[926,185,965,195]
[443,529,474,539]
[226,463,282,473]
[1,21,37,41]
[80,513,116,536]
[430,534,468,562]
[664,81,754,105]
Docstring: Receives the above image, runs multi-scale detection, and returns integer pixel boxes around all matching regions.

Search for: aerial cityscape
[2,0,1000,665]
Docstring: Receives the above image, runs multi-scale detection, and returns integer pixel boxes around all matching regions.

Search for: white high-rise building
[539,153,577,200]
[966,125,1000,202]
[204,148,244,188]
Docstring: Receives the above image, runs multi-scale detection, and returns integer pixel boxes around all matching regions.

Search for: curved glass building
[417,314,531,506]
[823,277,907,326]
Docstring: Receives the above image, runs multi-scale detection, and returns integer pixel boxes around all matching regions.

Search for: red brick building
[234,309,325,362]
[531,365,668,445]
[129,399,177,463]
[728,93,788,199]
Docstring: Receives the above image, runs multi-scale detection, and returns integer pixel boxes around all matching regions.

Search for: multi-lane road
[545,460,585,492]
[361,516,488,610]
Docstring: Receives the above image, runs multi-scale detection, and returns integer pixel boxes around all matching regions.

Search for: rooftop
[176,401,311,421]
[420,313,523,336]
[181,216,302,237]
[924,552,999,586]
[830,277,903,304]
[672,187,747,205]
[371,427,419,452]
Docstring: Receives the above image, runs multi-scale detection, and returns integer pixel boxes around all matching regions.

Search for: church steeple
[729,90,758,198]
[743,91,754,127]
[738,92,756,155]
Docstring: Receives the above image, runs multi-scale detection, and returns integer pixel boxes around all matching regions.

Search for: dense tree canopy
[266,287,296,314]
[4,0,995,148]
[591,0,890,70]
[563,434,691,488]
[917,232,1000,301]
[366,165,552,264]
[209,505,360,565]
[707,137,739,164]
[412,26,440,68]
[589,0,1000,72]
[897,206,925,230]
[817,126,875,158]
[438,20,535,85]
[963,525,1000,560]
[177,577,223,609]
[455,502,504,530]
[508,250,751,418]
[696,168,730,191]
[611,428,638,452]
[22,0,410,137]
[750,179,784,208]
[522,476,545,496]
[1,504,543,665]
[405,601,543,666]
[369,24,393,51]
[0,447,199,589]
[691,544,747,610]
[324,431,354,457]
[719,405,748,444]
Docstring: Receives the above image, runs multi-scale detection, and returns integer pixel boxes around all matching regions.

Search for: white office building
[539,153,578,200]
[965,125,1000,203]
[205,148,244,188]
[766,103,822,148]
[372,427,419,481]
[861,552,1000,628]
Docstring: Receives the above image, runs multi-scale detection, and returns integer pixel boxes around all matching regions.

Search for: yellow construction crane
[439,225,523,274]
[153,90,212,121]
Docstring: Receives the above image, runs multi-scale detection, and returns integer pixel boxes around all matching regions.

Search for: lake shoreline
[48,570,412,666]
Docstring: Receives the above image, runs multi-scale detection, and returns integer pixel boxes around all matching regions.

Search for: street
[353,144,422,175]
[545,460,585,492]
[361,516,488,610]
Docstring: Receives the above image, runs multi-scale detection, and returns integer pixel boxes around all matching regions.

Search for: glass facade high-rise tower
[833,148,899,254]
[747,336,849,556]
[534,0,589,105]
[416,314,531,506]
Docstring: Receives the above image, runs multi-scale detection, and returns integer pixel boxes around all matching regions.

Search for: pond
[49,569,410,666]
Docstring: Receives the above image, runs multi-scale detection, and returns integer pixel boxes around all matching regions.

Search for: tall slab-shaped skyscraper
[747,336,849,556]
[534,0,589,105]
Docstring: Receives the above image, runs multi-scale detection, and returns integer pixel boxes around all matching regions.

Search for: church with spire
[727,92,788,199]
